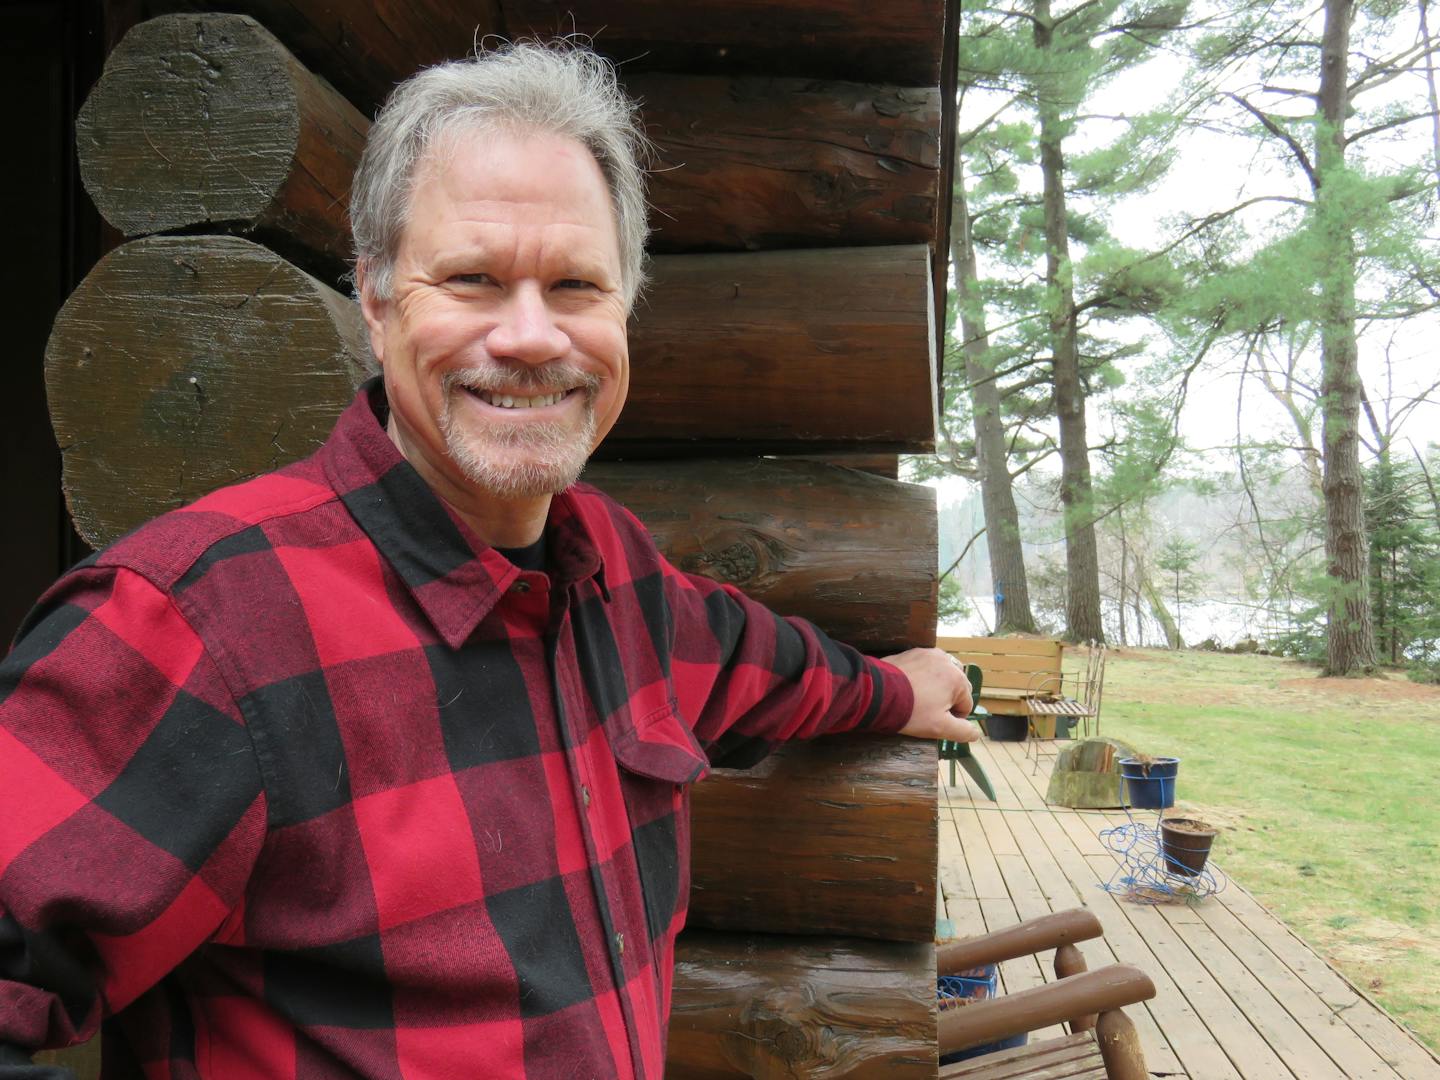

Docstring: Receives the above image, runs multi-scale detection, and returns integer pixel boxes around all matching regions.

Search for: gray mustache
[442,364,600,396]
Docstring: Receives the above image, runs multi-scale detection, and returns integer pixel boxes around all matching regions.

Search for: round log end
[77,14,300,237]
[45,235,366,547]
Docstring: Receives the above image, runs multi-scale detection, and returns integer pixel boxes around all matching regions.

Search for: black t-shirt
[496,534,546,572]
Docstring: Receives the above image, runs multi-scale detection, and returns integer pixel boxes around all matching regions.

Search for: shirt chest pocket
[608,702,709,951]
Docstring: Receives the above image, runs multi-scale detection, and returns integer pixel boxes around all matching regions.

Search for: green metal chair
[937,662,996,801]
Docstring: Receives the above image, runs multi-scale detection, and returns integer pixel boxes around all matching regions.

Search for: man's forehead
[414,125,604,193]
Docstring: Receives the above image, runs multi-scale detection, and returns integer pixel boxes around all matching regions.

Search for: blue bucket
[937,965,1028,1063]
[1119,757,1179,809]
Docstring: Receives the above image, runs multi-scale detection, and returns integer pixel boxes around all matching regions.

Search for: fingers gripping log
[77,14,369,275]
[45,235,367,547]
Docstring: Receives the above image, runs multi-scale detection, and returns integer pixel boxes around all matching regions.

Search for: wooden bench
[937,636,1097,738]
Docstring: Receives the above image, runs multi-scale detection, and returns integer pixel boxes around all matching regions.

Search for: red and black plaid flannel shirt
[0,381,913,1079]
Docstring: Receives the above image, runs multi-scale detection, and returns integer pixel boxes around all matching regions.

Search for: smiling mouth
[465,387,576,410]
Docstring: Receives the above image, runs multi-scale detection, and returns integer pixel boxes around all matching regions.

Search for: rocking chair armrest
[938,964,1156,1055]
[938,908,1103,973]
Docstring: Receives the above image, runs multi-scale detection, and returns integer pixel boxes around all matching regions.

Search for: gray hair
[351,41,650,312]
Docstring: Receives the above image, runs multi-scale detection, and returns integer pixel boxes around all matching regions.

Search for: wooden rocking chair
[937,908,1155,1079]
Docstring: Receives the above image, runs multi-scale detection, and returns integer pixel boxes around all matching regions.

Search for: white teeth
[476,390,566,409]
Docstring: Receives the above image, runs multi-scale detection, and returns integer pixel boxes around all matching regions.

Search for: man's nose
[485,283,570,364]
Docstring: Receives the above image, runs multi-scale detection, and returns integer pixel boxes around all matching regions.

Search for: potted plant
[1160,818,1218,876]
[1118,755,1178,809]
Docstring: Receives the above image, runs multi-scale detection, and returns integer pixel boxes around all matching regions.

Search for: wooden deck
[937,739,1440,1079]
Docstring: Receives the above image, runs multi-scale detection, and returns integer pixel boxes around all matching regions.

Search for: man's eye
[452,273,495,285]
[555,279,593,290]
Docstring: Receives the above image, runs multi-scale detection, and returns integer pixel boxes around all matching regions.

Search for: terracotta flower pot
[1160,817,1218,877]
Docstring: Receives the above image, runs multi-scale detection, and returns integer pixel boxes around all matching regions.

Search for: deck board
[937,739,1440,1079]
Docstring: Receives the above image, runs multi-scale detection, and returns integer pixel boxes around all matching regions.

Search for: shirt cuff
[860,656,915,735]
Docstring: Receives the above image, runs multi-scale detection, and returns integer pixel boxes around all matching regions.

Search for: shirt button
[616,933,624,955]
[582,785,591,807]
[511,579,531,594]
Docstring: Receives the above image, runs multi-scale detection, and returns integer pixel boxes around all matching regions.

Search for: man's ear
[355,261,388,365]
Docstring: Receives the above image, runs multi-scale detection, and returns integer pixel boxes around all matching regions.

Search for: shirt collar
[320,378,604,649]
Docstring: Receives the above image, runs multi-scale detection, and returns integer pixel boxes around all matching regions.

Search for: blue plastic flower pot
[937,966,1028,1064]
[1119,757,1179,809]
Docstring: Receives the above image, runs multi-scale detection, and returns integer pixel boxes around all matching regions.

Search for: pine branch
[1345,111,1436,146]
[1227,92,1319,189]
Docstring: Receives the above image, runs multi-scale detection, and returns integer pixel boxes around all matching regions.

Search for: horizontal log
[77,15,368,276]
[805,455,902,479]
[155,0,502,113]
[618,245,936,454]
[46,240,934,546]
[504,0,948,87]
[670,930,937,1078]
[684,735,937,941]
[634,75,939,254]
[151,0,944,106]
[587,459,935,652]
[78,20,940,270]
[45,235,368,548]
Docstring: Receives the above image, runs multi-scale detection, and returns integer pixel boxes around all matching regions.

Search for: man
[1,42,976,1078]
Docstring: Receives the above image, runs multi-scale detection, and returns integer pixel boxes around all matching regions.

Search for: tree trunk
[1423,0,1440,202]
[1117,510,1129,646]
[1034,1,1105,644]
[1316,0,1377,675]
[1138,560,1183,649]
[950,157,1038,634]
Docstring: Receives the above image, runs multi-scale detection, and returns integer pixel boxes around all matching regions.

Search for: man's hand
[884,647,982,743]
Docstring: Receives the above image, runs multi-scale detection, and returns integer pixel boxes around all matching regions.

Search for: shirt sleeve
[662,563,915,767]
[0,565,266,1062]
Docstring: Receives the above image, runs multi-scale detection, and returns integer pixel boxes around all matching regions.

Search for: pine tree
[1177,0,1440,673]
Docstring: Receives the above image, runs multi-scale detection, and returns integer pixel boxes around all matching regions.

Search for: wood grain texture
[153,0,944,100]
[634,74,940,254]
[154,0,503,112]
[45,235,367,547]
[670,930,938,1078]
[618,245,936,454]
[586,458,937,651]
[686,735,938,942]
[77,14,368,274]
[47,241,935,539]
[81,31,940,274]
[503,0,947,86]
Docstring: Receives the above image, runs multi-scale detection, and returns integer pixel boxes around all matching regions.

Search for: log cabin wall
[41,2,962,1075]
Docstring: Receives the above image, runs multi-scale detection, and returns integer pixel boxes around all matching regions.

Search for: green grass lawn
[1090,647,1440,1052]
